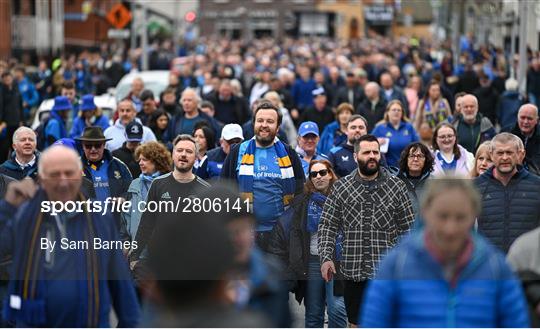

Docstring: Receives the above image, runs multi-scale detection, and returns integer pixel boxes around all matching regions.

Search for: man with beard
[132,134,211,262]
[318,134,414,327]
[327,115,368,178]
[221,101,304,253]
[453,94,495,154]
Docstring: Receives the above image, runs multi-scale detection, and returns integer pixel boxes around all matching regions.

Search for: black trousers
[343,279,369,325]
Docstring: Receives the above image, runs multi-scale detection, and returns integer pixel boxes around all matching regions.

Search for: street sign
[108,28,130,39]
[106,3,132,29]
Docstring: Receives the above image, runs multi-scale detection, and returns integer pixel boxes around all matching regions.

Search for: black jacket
[220,142,305,197]
[335,85,364,109]
[0,174,14,199]
[0,151,39,180]
[511,123,540,175]
[204,92,250,124]
[475,166,540,253]
[112,143,141,178]
[356,98,387,132]
[267,193,343,304]
[299,105,335,133]
[0,83,24,126]
[473,85,499,124]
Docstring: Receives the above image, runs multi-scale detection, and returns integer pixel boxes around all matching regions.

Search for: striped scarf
[6,191,100,327]
[238,138,295,208]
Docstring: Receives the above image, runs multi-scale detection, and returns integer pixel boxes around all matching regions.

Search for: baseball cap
[221,124,244,141]
[312,87,326,97]
[125,121,143,142]
[298,121,319,137]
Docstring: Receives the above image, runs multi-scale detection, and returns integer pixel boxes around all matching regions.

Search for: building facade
[1,0,64,60]
[199,0,337,39]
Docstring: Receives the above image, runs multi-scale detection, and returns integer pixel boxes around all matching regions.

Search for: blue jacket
[474,166,540,253]
[69,115,110,139]
[372,121,419,167]
[205,147,228,179]
[0,152,39,181]
[0,192,140,327]
[291,79,316,110]
[498,91,524,131]
[17,77,39,109]
[327,142,356,178]
[43,112,68,148]
[81,150,133,201]
[327,141,388,178]
[317,121,346,156]
[361,230,529,328]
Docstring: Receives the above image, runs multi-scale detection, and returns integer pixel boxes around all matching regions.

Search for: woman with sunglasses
[431,122,474,177]
[269,160,347,328]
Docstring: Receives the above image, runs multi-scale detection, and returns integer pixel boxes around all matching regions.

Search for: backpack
[34,116,51,151]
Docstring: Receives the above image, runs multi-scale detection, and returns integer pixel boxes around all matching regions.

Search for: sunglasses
[309,169,329,178]
[83,143,104,150]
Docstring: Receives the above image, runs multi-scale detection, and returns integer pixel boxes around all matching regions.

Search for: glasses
[310,169,329,178]
[437,134,455,140]
[83,143,104,150]
[408,154,425,160]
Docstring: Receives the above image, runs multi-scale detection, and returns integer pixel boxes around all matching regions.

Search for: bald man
[510,104,540,173]
[356,82,387,132]
[0,145,140,327]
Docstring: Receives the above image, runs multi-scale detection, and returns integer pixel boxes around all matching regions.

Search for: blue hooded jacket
[361,230,529,328]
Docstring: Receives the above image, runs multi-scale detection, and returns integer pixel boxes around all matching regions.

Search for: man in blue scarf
[0,145,140,327]
[221,101,304,253]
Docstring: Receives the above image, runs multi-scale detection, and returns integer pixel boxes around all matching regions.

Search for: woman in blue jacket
[372,100,419,167]
[361,177,529,328]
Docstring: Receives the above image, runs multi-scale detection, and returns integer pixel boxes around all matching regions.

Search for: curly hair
[398,142,434,176]
[134,141,172,174]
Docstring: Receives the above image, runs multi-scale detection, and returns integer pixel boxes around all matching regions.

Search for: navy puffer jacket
[474,166,540,253]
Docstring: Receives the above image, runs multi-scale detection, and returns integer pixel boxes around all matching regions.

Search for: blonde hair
[471,141,492,177]
[421,177,481,215]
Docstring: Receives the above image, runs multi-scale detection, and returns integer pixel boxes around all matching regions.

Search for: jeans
[304,257,347,328]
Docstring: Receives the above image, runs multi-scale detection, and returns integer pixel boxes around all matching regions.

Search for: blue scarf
[238,138,295,208]
[306,192,327,233]
[140,172,161,199]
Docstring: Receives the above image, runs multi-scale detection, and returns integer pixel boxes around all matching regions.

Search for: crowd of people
[0,33,538,327]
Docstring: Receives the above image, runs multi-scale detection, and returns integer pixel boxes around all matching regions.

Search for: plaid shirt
[318,169,414,281]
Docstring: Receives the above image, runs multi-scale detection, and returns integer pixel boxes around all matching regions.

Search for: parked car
[113,70,170,103]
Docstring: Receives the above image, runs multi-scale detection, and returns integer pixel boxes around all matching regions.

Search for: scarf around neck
[238,137,295,208]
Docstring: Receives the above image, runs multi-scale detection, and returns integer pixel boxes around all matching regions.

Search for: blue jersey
[236,141,286,231]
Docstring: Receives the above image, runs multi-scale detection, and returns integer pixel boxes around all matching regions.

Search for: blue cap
[298,121,319,137]
[52,96,72,112]
[53,138,76,150]
[80,94,97,111]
